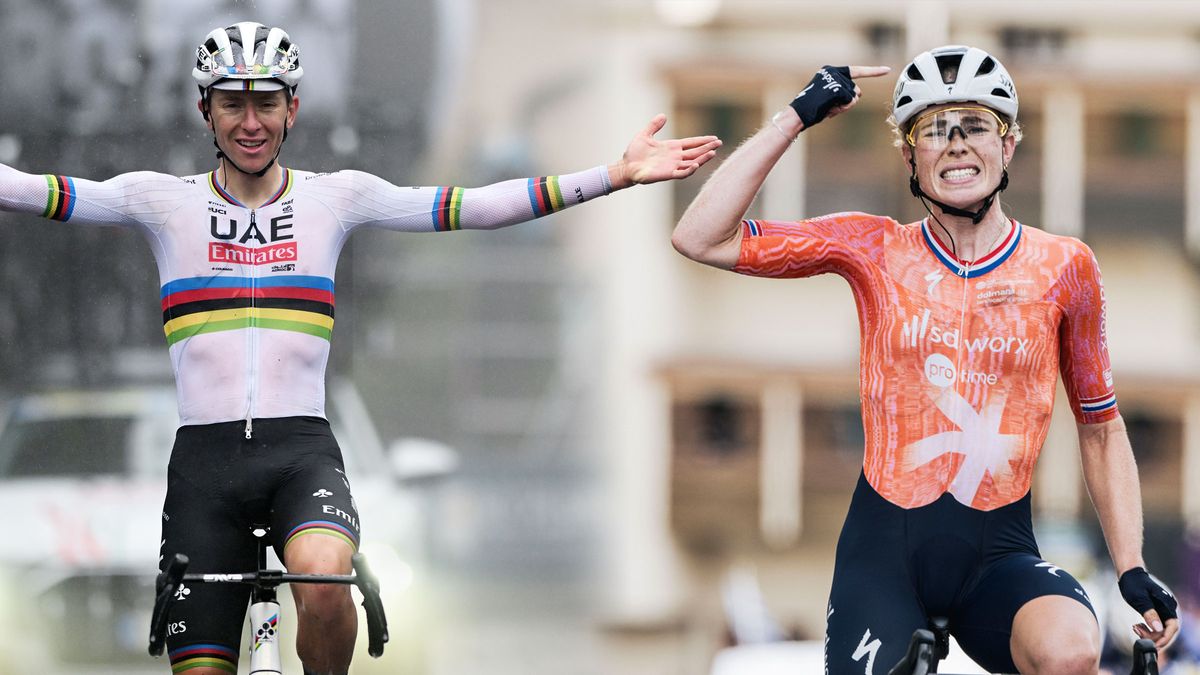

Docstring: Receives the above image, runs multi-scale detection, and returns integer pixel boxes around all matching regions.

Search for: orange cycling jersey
[736,213,1118,511]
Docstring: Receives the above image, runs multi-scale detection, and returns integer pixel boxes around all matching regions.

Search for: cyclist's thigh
[160,431,256,672]
[954,553,1097,673]
[266,418,361,563]
[826,475,925,675]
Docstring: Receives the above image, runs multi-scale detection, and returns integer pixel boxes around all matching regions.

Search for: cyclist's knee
[1020,645,1100,675]
[284,533,353,572]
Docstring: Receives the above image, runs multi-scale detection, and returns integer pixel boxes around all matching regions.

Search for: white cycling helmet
[892,45,1017,129]
[192,22,302,93]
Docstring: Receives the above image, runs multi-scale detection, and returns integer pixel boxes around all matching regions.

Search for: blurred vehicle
[0,380,450,674]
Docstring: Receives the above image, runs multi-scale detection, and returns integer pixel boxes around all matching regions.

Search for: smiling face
[201,89,299,174]
[902,104,1017,211]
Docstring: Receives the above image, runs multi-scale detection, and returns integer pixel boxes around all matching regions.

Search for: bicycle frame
[147,529,388,673]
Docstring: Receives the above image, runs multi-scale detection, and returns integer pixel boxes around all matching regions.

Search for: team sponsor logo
[313,488,333,498]
[924,353,999,387]
[900,309,1030,355]
[167,620,187,636]
[852,628,882,674]
[174,584,191,601]
[271,263,296,272]
[924,270,944,296]
[254,615,279,651]
[322,504,358,529]
[203,573,244,582]
[209,241,297,265]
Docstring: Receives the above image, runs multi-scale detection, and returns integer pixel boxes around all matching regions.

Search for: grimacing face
[901,103,1016,212]
[201,88,299,174]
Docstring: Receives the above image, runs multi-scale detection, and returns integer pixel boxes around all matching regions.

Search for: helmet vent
[896,95,913,108]
[934,53,963,84]
[991,88,1011,99]
[978,56,996,75]
[906,64,924,81]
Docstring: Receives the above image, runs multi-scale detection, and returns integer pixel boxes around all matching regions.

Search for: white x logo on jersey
[906,385,1020,506]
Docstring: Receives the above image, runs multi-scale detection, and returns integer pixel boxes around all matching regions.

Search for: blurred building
[3,1,1200,673]
[429,0,1200,666]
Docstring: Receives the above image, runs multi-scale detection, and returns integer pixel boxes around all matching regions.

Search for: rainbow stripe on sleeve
[169,643,237,673]
[432,186,464,231]
[161,275,335,345]
[42,175,77,221]
[527,176,565,216]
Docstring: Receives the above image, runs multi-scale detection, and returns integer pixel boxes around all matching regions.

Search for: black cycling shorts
[157,416,361,672]
[824,472,1096,675]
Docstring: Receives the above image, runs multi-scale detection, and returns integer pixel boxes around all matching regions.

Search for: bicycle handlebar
[888,618,1162,675]
[352,552,390,658]
[148,553,190,657]
[147,552,390,660]
[1131,638,1159,675]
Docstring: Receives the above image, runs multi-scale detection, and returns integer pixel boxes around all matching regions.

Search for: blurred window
[673,89,764,223]
[999,27,1067,64]
[1084,108,1185,245]
[864,23,905,62]
[670,394,761,553]
[0,417,133,478]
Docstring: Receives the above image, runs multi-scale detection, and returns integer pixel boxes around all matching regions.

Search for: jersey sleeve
[1052,244,1119,424]
[302,166,613,233]
[0,163,188,232]
[733,212,889,279]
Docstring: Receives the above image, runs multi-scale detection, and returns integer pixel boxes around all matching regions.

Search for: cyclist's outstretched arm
[313,115,719,234]
[0,163,184,231]
[672,65,889,270]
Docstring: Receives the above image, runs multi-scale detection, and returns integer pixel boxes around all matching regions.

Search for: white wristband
[769,110,799,144]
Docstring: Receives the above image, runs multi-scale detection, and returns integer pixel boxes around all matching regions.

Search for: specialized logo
[925,270,944,296]
[900,309,1030,355]
[852,628,881,674]
[313,488,333,498]
[795,67,844,100]
[1036,561,1063,577]
[174,584,191,601]
[209,241,297,265]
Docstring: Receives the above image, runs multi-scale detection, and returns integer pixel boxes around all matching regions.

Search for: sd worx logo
[900,309,1032,355]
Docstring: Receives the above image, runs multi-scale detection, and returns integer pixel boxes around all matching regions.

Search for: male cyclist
[672,46,1178,675]
[0,22,719,675]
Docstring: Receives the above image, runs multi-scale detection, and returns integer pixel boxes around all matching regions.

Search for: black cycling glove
[789,66,856,130]
[1118,567,1179,622]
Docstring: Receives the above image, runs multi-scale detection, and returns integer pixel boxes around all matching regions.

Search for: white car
[0,380,447,673]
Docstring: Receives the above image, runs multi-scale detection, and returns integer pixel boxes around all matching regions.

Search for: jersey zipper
[244,207,258,439]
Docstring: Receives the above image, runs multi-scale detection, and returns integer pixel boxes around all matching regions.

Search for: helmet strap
[908,158,1009,225]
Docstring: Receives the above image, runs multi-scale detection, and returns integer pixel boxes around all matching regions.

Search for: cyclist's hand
[613,114,721,188]
[789,65,890,131]
[1119,566,1180,648]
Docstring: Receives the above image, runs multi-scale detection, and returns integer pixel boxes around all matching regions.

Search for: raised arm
[671,65,889,270]
[315,115,720,234]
